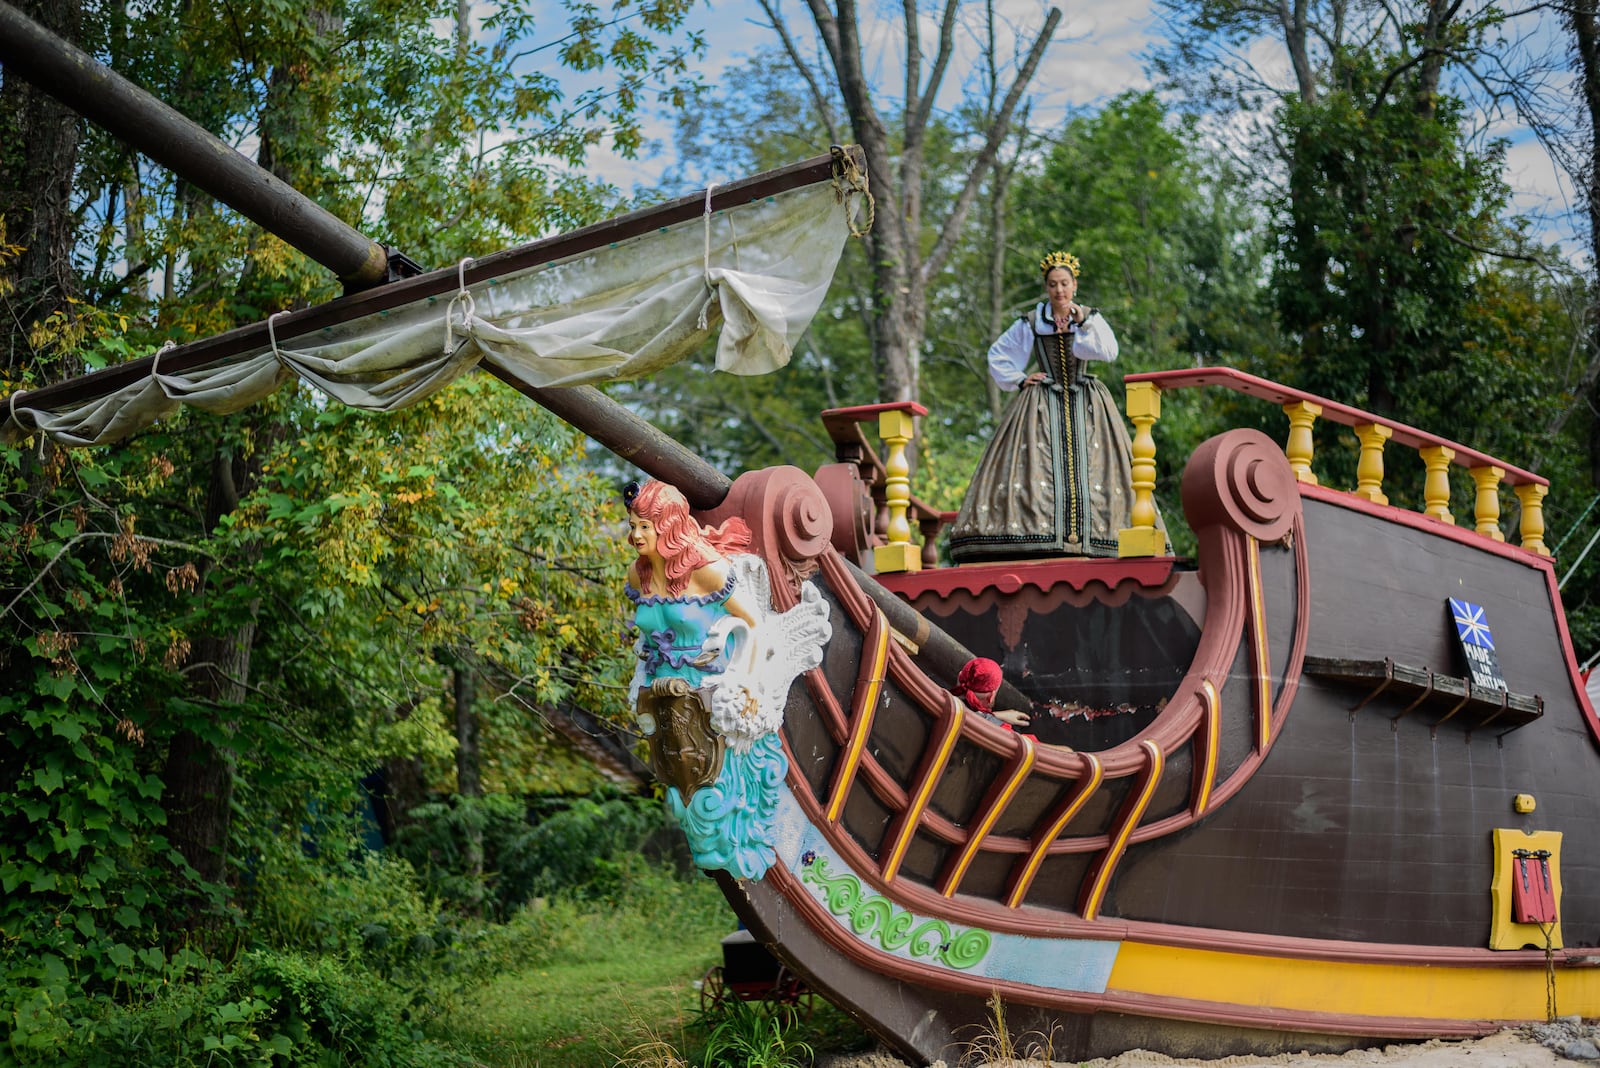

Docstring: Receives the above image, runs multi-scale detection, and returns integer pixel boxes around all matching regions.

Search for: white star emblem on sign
[1449,598,1495,650]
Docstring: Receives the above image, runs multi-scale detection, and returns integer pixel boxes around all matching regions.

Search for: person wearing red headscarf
[952,657,1030,729]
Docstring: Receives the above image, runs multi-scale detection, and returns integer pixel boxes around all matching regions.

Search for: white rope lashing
[697,183,719,331]
[266,311,288,364]
[6,388,31,456]
[445,257,476,354]
[150,339,176,382]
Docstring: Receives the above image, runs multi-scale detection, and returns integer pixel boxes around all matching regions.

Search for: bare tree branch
[756,0,842,144]
[923,8,1062,282]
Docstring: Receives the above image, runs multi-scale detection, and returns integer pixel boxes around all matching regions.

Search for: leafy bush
[249,850,440,974]
[71,949,469,1068]
[395,788,677,917]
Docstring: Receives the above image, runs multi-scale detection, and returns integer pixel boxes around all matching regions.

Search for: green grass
[432,871,729,1067]
[430,866,881,1067]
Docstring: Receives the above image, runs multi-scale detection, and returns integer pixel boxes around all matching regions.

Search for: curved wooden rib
[881,696,965,882]
[825,608,890,822]
[1248,537,1273,753]
[1005,752,1103,908]
[1079,739,1165,919]
[938,732,1038,897]
[1191,679,1220,817]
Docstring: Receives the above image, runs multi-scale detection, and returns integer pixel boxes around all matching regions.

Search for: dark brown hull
[700,432,1600,1065]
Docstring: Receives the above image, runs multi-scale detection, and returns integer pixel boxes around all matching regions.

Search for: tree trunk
[788,0,1057,411]
[161,446,259,919]
[1280,0,1318,101]
[0,0,83,377]
[985,182,1006,422]
[452,658,484,914]
[454,660,481,799]
[1570,1,1600,491]
[123,175,147,303]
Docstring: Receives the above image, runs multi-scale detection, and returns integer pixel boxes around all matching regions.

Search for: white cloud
[554,0,1584,255]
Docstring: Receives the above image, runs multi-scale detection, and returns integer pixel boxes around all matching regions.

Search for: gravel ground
[817,1019,1600,1067]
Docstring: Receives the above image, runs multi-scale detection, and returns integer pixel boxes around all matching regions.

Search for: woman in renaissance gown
[624,479,785,879]
[949,251,1158,561]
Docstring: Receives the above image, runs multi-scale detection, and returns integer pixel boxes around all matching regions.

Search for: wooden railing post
[1420,445,1456,524]
[1353,423,1392,505]
[1516,483,1550,556]
[1470,466,1505,542]
[874,408,921,574]
[1121,367,1552,558]
[918,514,953,571]
[1282,400,1321,485]
[1119,381,1166,558]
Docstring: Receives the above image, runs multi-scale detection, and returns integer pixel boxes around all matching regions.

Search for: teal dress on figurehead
[627,573,785,879]
[630,576,739,686]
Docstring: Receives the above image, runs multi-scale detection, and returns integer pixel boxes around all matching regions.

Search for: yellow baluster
[1119,381,1166,558]
[873,408,922,574]
[1352,423,1392,505]
[1282,400,1321,485]
[1419,445,1456,524]
[1515,483,1550,556]
[1470,465,1505,541]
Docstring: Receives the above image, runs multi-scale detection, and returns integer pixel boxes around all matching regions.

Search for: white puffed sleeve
[1074,311,1119,363]
[985,318,1035,392]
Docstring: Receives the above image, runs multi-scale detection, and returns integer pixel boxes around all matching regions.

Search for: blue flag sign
[1448,598,1507,692]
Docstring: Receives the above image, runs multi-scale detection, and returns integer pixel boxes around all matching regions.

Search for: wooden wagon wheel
[699,965,727,1014]
[771,965,818,1020]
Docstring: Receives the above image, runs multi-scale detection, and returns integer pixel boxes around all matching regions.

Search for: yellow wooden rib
[826,609,890,823]
[1081,740,1164,920]
[941,734,1037,897]
[880,698,965,883]
[1006,753,1103,909]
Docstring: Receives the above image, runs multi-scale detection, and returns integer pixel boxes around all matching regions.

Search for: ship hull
[691,432,1600,1064]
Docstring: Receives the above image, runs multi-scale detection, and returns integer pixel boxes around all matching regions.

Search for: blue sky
[550,0,1578,257]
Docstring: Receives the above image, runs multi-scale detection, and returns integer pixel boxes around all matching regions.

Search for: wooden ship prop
[684,379,1594,1064]
[3,10,1597,1061]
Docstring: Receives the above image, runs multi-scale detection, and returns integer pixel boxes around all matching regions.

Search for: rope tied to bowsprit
[830,145,874,239]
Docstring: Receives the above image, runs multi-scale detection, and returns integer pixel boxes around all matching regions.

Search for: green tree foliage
[1270,62,1509,421]
[0,0,701,1056]
[229,378,632,794]
[1012,92,1277,376]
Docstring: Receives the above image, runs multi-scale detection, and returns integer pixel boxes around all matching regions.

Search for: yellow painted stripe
[826,610,890,822]
[1082,740,1164,920]
[1108,939,1600,1021]
[1193,679,1219,815]
[1007,753,1103,908]
[942,734,1037,897]
[881,699,965,883]
[1247,538,1272,752]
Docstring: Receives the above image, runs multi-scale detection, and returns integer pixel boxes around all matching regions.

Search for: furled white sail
[8,179,859,447]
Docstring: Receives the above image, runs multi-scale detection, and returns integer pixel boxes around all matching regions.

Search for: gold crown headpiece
[1039,250,1080,277]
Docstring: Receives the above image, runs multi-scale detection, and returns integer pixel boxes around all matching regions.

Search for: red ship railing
[1118,367,1551,556]
[819,402,953,572]
[804,425,1313,922]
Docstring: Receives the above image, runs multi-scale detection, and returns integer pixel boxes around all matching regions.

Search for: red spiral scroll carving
[1180,429,1300,542]
[700,466,834,611]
